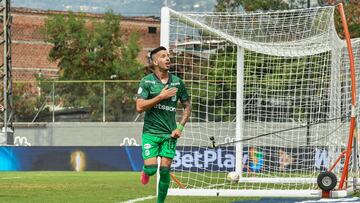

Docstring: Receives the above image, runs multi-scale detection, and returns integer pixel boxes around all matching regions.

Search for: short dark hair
[148,46,167,63]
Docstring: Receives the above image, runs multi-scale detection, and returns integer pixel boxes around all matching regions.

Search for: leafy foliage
[215,0,360,38]
[214,0,289,12]
[331,0,360,38]
[13,83,51,122]
[39,12,142,121]
[193,0,358,123]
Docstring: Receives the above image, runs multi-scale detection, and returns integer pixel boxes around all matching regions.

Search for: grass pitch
[0,172,256,203]
[1,172,359,202]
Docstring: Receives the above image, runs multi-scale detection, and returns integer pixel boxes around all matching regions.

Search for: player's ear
[152,57,159,66]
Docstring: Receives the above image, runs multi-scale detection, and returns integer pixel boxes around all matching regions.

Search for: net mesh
[166,6,360,194]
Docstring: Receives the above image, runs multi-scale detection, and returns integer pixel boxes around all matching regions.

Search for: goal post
[161,4,360,198]
[235,45,244,176]
[337,3,357,190]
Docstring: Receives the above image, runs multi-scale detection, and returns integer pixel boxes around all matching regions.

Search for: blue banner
[0,146,330,171]
[0,146,143,171]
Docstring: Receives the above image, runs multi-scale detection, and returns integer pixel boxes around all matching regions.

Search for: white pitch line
[1,177,21,179]
[297,197,360,203]
[119,195,156,203]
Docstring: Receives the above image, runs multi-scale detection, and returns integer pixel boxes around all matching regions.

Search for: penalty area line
[119,195,156,203]
[1,177,21,179]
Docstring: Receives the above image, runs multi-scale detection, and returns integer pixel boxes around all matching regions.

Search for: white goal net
[161,5,360,197]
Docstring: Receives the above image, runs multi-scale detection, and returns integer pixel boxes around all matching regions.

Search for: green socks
[143,164,157,176]
[157,166,170,203]
[143,165,170,203]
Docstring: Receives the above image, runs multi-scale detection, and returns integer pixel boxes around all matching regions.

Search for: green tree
[40,12,142,121]
[13,83,51,122]
[319,0,360,38]
[214,0,289,12]
[215,0,359,38]
[204,0,358,123]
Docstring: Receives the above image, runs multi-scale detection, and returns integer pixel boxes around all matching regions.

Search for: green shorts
[141,133,177,160]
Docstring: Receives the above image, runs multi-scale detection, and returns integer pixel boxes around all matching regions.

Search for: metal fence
[13,80,142,122]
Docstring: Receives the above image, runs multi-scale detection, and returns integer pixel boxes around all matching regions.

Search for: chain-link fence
[13,80,142,122]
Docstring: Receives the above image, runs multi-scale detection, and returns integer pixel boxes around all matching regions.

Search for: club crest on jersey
[171,96,177,101]
[137,87,143,94]
[144,144,151,149]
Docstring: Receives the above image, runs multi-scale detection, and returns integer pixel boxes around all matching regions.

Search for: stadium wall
[12,122,347,147]
[0,122,338,171]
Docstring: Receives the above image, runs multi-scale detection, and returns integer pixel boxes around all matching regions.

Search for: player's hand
[158,85,177,100]
[171,128,182,139]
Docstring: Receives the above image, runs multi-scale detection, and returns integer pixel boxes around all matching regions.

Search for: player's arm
[179,100,191,126]
[136,85,177,113]
[171,99,191,139]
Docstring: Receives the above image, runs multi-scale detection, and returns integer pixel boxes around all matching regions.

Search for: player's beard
[158,64,170,73]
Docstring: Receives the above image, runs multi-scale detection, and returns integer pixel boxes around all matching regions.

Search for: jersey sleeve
[137,79,149,99]
[178,79,190,102]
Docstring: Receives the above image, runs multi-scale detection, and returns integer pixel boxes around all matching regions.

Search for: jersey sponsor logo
[137,87,143,94]
[144,143,151,149]
[171,82,180,86]
[145,80,156,84]
[154,104,176,112]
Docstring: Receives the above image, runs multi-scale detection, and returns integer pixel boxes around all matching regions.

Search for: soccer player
[136,46,191,203]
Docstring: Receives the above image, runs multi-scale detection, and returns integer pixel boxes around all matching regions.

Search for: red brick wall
[8,8,160,81]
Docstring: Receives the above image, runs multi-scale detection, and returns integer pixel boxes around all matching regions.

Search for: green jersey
[137,73,189,136]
